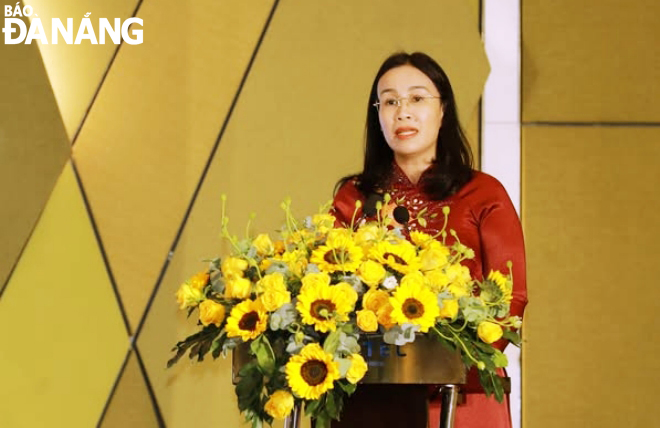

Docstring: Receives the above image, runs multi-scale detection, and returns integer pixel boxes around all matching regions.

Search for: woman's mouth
[395,127,418,139]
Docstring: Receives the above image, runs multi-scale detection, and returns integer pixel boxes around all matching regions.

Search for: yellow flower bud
[264,390,295,420]
[477,321,503,344]
[438,299,459,319]
[357,261,386,287]
[175,282,205,309]
[363,289,390,313]
[253,233,274,256]
[198,300,226,327]
[224,277,252,299]
[346,353,368,384]
[356,309,378,332]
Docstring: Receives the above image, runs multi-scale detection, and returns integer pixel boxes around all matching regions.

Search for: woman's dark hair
[337,52,473,200]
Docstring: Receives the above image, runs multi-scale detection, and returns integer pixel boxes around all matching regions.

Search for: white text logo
[3,3,143,44]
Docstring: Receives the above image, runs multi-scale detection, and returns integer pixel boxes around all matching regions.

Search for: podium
[233,335,507,428]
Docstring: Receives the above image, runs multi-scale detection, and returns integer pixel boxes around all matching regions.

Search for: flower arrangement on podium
[168,195,522,428]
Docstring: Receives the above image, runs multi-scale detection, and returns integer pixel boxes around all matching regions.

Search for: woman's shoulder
[463,170,507,194]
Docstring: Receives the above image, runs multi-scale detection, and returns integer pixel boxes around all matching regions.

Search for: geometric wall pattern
[0,1,487,426]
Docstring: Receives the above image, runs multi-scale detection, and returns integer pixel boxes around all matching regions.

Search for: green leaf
[503,328,522,346]
[323,329,341,355]
[305,399,322,416]
[250,336,276,375]
[492,350,508,368]
[338,380,357,395]
[315,413,331,428]
[326,392,338,419]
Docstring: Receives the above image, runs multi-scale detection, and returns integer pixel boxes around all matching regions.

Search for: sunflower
[369,239,421,275]
[310,233,363,273]
[225,299,268,341]
[297,281,352,332]
[286,343,340,400]
[389,280,439,332]
[488,270,512,303]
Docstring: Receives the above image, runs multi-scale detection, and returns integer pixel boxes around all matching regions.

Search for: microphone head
[393,205,410,225]
[363,193,382,217]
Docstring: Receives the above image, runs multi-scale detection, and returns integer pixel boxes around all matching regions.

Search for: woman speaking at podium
[330,52,528,428]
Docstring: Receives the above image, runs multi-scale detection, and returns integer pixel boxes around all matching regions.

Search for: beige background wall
[522,1,660,427]
[0,1,486,427]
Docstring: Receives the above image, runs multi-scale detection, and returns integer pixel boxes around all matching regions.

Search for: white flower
[382,276,398,290]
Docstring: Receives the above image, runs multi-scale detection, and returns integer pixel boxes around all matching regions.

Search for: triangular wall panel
[0,163,127,427]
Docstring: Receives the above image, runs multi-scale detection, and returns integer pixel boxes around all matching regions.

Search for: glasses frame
[372,95,441,112]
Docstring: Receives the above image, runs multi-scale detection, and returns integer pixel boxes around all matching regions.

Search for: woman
[330,52,528,428]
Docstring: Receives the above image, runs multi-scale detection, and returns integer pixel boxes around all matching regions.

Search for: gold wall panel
[0,163,127,427]
[522,126,660,427]
[100,351,159,428]
[28,0,139,139]
[139,1,486,426]
[522,0,660,122]
[0,28,70,294]
[73,0,277,331]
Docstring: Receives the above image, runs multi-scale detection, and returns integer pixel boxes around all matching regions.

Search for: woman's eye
[410,95,425,103]
[384,99,398,106]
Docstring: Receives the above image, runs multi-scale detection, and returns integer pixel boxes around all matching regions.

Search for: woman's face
[376,65,444,164]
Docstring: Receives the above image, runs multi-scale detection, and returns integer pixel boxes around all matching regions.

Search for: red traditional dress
[330,163,528,428]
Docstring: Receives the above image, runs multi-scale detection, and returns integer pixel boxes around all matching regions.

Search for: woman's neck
[394,156,433,185]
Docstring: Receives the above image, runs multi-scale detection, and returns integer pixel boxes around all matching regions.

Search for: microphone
[393,205,410,233]
[362,193,383,218]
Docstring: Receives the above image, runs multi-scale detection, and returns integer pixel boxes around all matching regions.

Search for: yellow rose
[274,240,286,255]
[363,288,390,313]
[376,303,396,329]
[224,277,252,299]
[356,309,378,332]
[264,390,294,420]
[346,353,368,384]
[281,249,308,277]
[189,271,209,291]
[221,257,248,279]
[253,233,274,256]
[477,321,503,344]
[259,258,272,272]
[446,263,471,285]
[198,300,226,327]
[334,282,358,310]
[357,260,386,287]
[354,224,380,252]
[175,282,205,309]
[419,244,450,272]
[300,271,331,293]
[258,273,291,311]
[438,299,459,319]
[425,269,450,292]
[400,271,427,289]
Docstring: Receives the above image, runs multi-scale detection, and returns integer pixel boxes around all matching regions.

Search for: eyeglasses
[373,94,441,112]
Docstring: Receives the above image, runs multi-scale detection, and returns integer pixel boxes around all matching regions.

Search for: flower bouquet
[168,196,522,427]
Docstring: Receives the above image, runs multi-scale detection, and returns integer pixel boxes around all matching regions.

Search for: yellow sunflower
[310,234,363,273]
[369,239,420,275]
[389,280,439,332]
[296,282,352,332]
[488,270,512,303]
[286,343,340,400]
[225,299,268,341]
